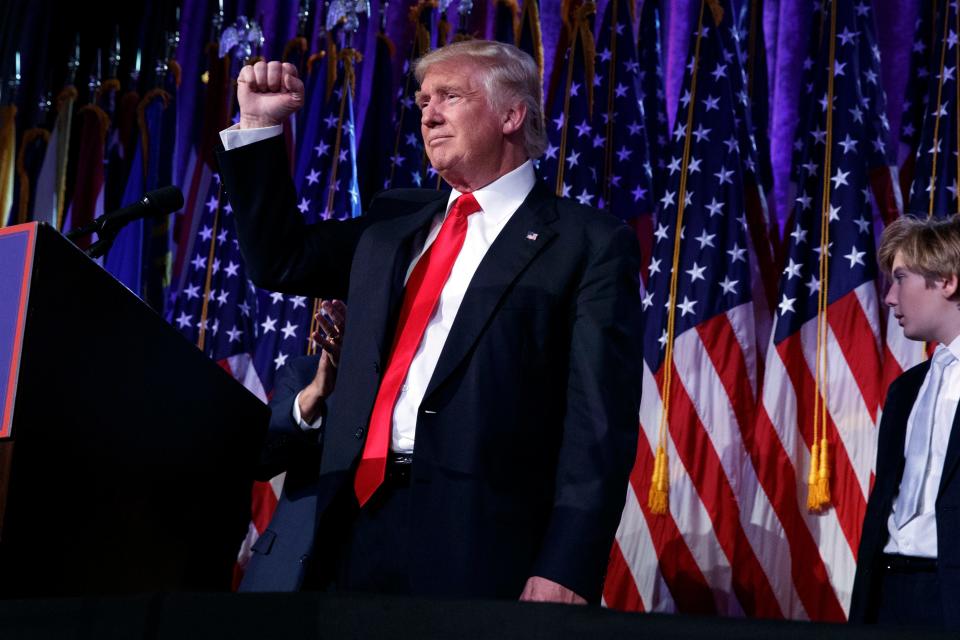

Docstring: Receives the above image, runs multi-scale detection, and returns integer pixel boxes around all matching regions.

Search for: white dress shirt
[885,335,960,558]
[292,390,323,431]
[219,124,536,451]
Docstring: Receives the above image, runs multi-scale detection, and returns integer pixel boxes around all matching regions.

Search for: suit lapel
[939,370,960,496]
[422,183,558,401]
[361,198,446,361]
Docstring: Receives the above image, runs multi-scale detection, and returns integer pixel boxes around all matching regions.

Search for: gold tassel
[816,436,831,508]
[806,441,820,510]
[648,446,669,515]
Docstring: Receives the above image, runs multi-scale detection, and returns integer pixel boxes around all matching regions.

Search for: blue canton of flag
[169,182,261,375]
[638,0,670,203]
[358,29,397,209]
[790,3,832,182]
[775,0,889,343]
[386,0,443,191]
[898,0,939,169]
[905,0,960,216]
[539,2,603,202]
[292,48,363,222]
[594,0,657,220]
[718,0,778,314]
[732,0,774,195]
[292,39,334,194]
[642,0,757,374]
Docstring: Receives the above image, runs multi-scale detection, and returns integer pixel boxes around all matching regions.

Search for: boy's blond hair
[878,215,960,296]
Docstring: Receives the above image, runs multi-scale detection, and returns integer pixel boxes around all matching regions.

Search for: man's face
[416,59,507,188]
[886,250,956,342]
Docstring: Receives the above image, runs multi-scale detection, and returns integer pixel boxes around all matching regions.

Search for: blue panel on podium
[0,223,36,439]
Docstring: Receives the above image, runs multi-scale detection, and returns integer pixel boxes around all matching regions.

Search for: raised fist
[237,60,305,129]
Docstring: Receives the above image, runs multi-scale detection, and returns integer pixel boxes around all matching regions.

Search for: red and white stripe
[606,280,882,621]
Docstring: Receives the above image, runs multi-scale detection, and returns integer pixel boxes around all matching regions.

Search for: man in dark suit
[218,39,642,604]
[850,215,960,628]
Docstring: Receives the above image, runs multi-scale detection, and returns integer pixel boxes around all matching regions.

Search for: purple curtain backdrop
[175,0,917,232]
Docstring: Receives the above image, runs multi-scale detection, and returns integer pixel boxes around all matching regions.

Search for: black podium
[0,223,268,597]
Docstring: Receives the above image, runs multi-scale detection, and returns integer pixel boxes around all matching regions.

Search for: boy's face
[885,250,958,343]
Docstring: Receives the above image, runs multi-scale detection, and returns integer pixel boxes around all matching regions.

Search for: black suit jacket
[218,136,643,602]
[850,359,960,626]
[256,355,324,482]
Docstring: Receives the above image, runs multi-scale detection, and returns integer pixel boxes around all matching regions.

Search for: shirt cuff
[292,390,324,431]
[219,123,283,150]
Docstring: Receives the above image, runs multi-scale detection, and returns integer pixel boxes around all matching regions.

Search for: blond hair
[878,215,960,292]
[413,39,548,159]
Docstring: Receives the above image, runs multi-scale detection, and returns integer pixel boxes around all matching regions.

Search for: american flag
[538,1,603,202]
[357,27,396,209]
[884,0,957,411]
[903,0,959,218]
[756,0,897,619]
[604,0,783,616]
[593,0,657,277]
[732,0,780,280]
[493,0,519,45]
[61,103,110,249]
[171,43,231,296]
[898,0,939,191]
[385,0,443,191]
[516,0,544,80]
[637,0,669,205]
[104,84,177,312]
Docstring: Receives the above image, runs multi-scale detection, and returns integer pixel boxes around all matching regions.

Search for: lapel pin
[525,231,539,241]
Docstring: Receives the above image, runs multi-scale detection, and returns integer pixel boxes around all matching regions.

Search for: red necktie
[354,192,482,506]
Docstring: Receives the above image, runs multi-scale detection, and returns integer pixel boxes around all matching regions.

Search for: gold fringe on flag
[410,0,439,56]
[705,0,724,26]
[168,59,182,88]
[438,14,452,47]
[809,0,838,514]
[283,36,309,65]
[0,105,17,228]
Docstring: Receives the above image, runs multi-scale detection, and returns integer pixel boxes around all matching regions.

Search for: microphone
[67,186,185,242]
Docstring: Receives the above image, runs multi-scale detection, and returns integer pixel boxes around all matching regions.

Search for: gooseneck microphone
[66,186,185,258]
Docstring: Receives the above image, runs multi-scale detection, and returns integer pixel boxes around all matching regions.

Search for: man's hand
[519,576,587,605]
[237,60,305,129]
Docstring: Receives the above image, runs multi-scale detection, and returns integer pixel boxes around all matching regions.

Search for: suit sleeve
[216,135,368,299]
[532,222,643,603]
[256,356,325,481]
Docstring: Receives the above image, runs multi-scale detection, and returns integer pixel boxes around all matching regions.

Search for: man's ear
[502,101,527,136]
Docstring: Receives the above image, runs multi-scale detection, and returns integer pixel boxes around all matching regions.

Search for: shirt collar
[945,335,960,362]
[445,160,536,223]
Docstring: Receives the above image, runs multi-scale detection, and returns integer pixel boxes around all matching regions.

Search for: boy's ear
[942,274,959,299]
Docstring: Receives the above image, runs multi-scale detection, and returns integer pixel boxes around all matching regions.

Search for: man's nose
[421,103,442,127]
